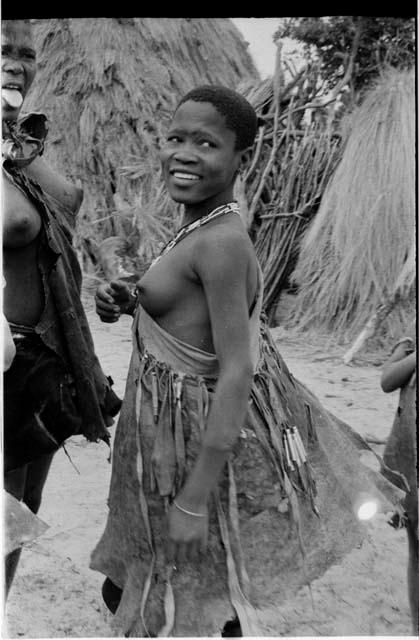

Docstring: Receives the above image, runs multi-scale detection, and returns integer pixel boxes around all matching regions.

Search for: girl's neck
[182,196,236,227]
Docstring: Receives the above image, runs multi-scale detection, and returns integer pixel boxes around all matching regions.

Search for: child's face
[160,100,243,207]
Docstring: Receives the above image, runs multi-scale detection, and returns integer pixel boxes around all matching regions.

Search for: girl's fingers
[166,540,185,567]
[166,539,176,566]
[96,291,115,305]
[110,281,130,302]
[175,543,188,566]
[200,526,208,553]
[110,280,128,291]
[97,307,120,322]
[187,540,202,562]
[97,301,119,313]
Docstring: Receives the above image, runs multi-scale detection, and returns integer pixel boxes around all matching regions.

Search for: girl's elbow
[380,374,397,393]
[380,379,392,393]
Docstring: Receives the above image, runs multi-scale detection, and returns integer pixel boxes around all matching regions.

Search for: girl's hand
[95,280,131,322]
[166,500,208,566]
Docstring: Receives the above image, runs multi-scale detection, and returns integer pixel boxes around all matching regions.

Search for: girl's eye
[167,136,180,143]
[200,140,214,148]
[21,49,36,60]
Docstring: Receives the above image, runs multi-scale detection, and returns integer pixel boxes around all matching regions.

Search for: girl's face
[160,100,244,212]
[1,21,36,121]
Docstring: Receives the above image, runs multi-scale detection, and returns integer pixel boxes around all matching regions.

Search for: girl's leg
[222,617,242,637]
[102,577,123,614]
[4,465,28,597]
[23,452,54,514]
[406,518,418,634]
[4,453,53,597]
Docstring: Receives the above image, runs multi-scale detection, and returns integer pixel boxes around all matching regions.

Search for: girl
[91,86,403,637]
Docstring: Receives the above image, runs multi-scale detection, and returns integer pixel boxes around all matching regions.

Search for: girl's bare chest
[2,174,42,246]
[137,248,201,318]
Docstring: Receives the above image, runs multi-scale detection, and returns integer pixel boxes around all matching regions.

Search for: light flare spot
[357,499,378,521]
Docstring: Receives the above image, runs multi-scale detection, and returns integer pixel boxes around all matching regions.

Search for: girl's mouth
[171,171,201,183]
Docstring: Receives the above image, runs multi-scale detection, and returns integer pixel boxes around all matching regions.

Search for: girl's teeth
[2,88,23,109]
[174,173,199,180]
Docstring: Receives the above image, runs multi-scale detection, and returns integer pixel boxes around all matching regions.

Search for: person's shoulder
[24,157,83,215]
[202,214,251,246]
[193,217,254,274]
[202,217,250,249]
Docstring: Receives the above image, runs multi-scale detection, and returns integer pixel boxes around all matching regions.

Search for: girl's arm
[178,233,254,508]
[3,313,16,371]
[381,339,416,393]
[167,232,255,557]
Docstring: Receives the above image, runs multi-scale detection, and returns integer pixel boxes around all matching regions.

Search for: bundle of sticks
[241,44,344,323]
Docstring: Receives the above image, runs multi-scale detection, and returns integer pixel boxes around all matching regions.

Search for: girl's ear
[239,148,253,173]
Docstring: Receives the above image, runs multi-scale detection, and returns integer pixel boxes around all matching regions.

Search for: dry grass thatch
[289,67,416,342]
[23,18,259,273]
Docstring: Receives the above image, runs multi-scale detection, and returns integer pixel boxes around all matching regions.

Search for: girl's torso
[2,171,44,325]
[137,213,259,354]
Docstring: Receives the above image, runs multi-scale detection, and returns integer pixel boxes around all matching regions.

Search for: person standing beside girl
[381,325,417,633]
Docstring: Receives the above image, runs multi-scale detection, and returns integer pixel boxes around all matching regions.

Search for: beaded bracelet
[173,499,206,518]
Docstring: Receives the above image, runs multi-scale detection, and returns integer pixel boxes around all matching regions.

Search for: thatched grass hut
[24,18,259,269]
[289,68,416,345]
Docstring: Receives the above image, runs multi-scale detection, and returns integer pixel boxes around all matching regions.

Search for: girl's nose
[173,145,197,163]
[3,59,24,75]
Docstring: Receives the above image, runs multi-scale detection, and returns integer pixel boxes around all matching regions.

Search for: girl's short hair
[176,85,257,151]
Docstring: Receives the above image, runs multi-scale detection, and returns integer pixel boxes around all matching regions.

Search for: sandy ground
[3,299,414,638]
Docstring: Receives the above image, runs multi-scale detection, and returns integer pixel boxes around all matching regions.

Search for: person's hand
[166,500,208,567]
[95,280,132,323]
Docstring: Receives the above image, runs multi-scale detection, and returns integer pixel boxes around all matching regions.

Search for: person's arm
[381,339,416,393]
[167,233,254,556]
[24,156,83,217]
[2,313,16,371]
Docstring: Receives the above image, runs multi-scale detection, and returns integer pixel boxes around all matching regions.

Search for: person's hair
[176,85,258,151]
[2,19,31,30]
[2,19,33,40]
